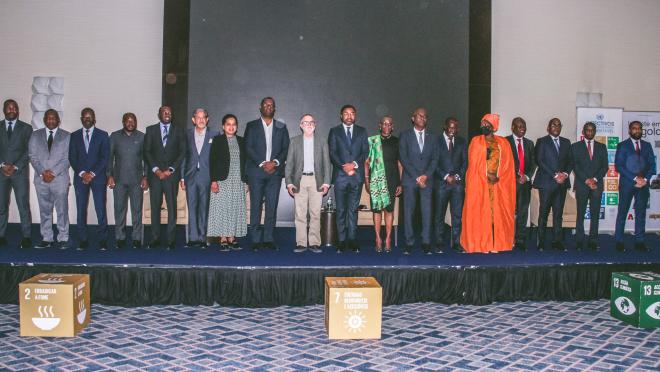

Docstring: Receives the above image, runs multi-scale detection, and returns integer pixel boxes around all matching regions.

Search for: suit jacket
[244,118,290,178]
[28,127,71,185]
[399,128,439,187]
[182,127,218,185]
[436,134,467,186]
[144,123,186,180]
[533,135,573,189]
[285,133,332,192]
[571,139,608,191]
[108,129,145,185]
[69,127,110,184]
[615,138,656,187]
[0,119,32,176]
[327,124,369,182]
[506,135,536,182]
[209,134,247,183]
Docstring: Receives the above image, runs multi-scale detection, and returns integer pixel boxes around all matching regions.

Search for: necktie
[48,130,54,152]
[553,138,560,153]
[517,139,525,175]
[418,131,424,152]
[345,126,352,146]
[6,122,12,140]
[587,140,592,160]
[635,141,640,155]
[448,137,454,153]
[84,129,90,153]
[163,125,169,147]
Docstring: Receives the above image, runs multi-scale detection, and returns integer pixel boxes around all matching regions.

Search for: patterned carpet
[0,300,658,371]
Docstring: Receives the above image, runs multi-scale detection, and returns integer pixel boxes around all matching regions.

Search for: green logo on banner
[607,136,619,149]
[606,193,618,205]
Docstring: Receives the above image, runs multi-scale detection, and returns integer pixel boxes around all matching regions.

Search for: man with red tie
[506,117,536,251]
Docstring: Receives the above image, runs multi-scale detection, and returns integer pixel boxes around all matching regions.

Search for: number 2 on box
[24,288,30,300]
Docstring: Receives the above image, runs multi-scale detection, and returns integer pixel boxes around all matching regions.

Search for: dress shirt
[1,120,17,170]
[80,126,96,177]
[303,136,315,173]
[194,127,206,155]
[342,123,359,169]
[514,135,529,180]
[262,118,273,163]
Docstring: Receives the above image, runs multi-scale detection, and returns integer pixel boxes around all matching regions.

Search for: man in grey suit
[29,110,71,249]
[285,114,331,253]
[0,99,33,249]
[181,108,217,248]
[107,113,148,250]
[399,107,439,255]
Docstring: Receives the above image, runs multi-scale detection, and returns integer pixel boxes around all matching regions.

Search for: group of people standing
[0,97,656,254]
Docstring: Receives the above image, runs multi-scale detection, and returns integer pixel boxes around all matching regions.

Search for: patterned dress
[207,136,247,237]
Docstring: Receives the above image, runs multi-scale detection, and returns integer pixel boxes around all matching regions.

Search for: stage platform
[1,224,658,307]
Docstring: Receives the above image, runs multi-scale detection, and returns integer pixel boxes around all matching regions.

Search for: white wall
[492,0,660,140]
[0,0,163,225]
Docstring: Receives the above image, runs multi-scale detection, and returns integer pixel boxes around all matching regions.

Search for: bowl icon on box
[32,306,61,331]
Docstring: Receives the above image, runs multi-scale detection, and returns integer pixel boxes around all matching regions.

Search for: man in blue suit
[181,108,218,248]
[533,118,572,251]
[244,97,290,251]
[69,107,110,250]
[614,121,657,252]
[328,104,369,253]
[400,107,439,255]
[434,117,467,253]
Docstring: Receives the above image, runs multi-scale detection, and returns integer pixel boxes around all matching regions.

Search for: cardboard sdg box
[611,272,660,328]
[325,277,382,339]
[19,273,91,337]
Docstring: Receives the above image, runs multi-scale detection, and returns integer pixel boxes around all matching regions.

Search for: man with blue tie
[399,107,439,255]
[571,122,608,251]
[614,121,656,252]
[181,108,217,248]
[69,107,110,250]
[533,118,572,251]
[328,104,369,253]
[244,97,290,251]
[434,117,467,253]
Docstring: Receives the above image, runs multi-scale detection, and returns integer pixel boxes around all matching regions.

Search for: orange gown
[461,135,516,253]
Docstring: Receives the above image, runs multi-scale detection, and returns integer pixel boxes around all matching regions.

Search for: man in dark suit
[328,104,369,253]
[144,105,186,250]
[69,107,110,250]
[244,97,290,251]
[533,118,573,251]
[0,99,32,249]
[614,121,657,252]
[107,112,148,250]
[399,107,439,255]
[181,108,217,248]
[506,117,536,251]
[571,122,608,251]
[434,117,467,253]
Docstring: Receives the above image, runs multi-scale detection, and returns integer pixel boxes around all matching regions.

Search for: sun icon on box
[344,311,367,333]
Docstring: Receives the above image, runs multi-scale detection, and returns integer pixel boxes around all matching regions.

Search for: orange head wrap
[481,113,500,132]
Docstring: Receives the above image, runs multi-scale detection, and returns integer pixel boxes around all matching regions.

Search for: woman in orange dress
[461,114,516,253]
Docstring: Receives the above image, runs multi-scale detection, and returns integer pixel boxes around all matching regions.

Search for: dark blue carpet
[0,224,658,268]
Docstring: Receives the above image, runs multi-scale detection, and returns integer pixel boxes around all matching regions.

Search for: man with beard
[244,97,290,251]
[533,118,572,251]
[0,99,32,249]
[571,122,608,251]
[69,107,110,250]
[506,117,536,251]
[614,121,656,252]
[144,105,186,250]
[107,113,148,249]
[29,110,71,249]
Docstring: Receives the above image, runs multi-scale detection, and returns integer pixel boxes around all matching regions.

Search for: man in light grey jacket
[29,110,71,249]
[285,114,331,253]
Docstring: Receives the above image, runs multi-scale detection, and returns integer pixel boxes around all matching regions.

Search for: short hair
[122,112,137,123]
[583,122,596,131]
[629,120,642,129]
[3,99,17,110]
[340,104,356,114]
[299,113,314,122]
[548,117,561,125]
[260,97,275,106]
[512,117,526,126]
[81,107,95,117]
[444,116,459,127]
[44,109,60,120]
[222,114,238,126]
[379,115,393,124]
[192,108,208,118]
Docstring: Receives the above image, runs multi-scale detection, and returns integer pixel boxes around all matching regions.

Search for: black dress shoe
[403,245,413,255]
[148,239,161,249]
[35,240,53,249]
[116,239,126,249]
[553,241,567,252]
[349,240,360,253]
[616,242,626,252]
[634,242,649,252]
[21,238,32,249]
[588,240,599,251]
[263,241,278,251]
[77,240,88,251]
[575,241,584,251]
[435,247,444,254]
[132,240,141,249]
[252,242,261,251]
[294,245,307,253]
[99,241,107,251]
[422,244,432,255]
[309,245,322,253]
[336,241,345,253]
[167,242,176,251]
[58,240,69,250]
[537,241,545,252]
[514,241,527,251]
[0,237,6,246]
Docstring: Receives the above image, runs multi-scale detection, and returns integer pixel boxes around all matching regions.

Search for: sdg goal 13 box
[610,272,660,328]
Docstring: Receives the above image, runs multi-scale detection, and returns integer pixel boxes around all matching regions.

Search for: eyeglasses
[301,121,316,126]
